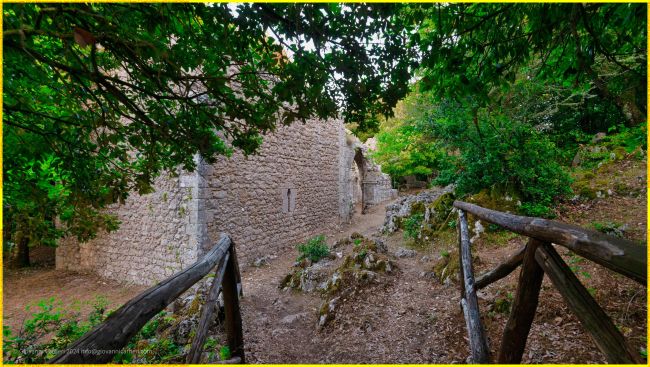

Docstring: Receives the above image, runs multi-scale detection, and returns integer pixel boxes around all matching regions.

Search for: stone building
[56,118,397,285]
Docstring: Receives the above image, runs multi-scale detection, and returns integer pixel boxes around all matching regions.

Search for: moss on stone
[411,201,426,215]
[612,146,627,160]
[467,185,521,214]
[324,234,396,296]
[426,192,455,227]
[578,185,597,199]
[279,268,304,290]
[393,216,403,229]
[432,250,460,284]
[186,295,202,317]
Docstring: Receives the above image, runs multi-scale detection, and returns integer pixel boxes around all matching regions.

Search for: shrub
[592,221,626,238]
[403,214,424,240]
[219,345,231,360]
[296,235,330,262]
[430,106,572,217]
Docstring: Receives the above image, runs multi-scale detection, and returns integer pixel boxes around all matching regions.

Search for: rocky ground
[238,153,646,363]
[4,154,647,363]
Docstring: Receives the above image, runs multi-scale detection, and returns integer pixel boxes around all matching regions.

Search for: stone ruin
[56,119,398,285]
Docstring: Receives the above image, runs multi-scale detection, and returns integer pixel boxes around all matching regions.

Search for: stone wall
[56,120,396,285]
[57,119,343,284]
[197,119,342,265]
[338,133,398,223]
[56,171,201,285]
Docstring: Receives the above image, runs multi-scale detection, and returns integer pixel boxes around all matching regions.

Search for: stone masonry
[56,119,396,285]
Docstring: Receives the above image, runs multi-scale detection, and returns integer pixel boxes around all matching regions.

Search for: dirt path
[3,185,645,363]
[239,199,471,363]
[238,193,646,364]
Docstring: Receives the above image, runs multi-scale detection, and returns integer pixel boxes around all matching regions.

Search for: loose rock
[395,247,417,258]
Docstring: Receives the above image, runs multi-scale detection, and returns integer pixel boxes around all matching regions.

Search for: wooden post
[535,243,641,364]
[187,252,230,363]
[475,245,525,290]
[457,209,466,303]
[231,244,244,297]
[222,246,245,363]
[497,239,545,363]
[458,209,491,363]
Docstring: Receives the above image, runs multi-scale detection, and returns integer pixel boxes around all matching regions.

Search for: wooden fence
[49,235,245,364]
[454,201,646,364]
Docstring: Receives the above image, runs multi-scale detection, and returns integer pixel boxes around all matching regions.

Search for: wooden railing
[49,235,245,364]
[454,201,646,364]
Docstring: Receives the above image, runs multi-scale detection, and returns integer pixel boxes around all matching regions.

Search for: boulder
[300,260,332,292]
[174,319,196,345]
[382,185,455,233]
[395,247,417,258]
[318,297,340,328]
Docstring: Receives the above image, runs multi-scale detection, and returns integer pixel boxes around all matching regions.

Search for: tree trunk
[9,233,30,268]
[589,70,645,126]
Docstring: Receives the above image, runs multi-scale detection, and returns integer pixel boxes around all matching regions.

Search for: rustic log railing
[454,201,646,364]
[49,235,245,364]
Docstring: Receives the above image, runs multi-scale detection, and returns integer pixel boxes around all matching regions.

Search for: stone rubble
[395,247,417,258]
[382,185,455,233]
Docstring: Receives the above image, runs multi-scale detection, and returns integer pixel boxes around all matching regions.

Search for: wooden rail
[454,200,645,364]
[455,201,646,284]
[49,235,245,364]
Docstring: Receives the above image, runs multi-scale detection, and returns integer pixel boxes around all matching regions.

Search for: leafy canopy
[3,3,646,249]
[3,3,416,247]
[410,3,646,125]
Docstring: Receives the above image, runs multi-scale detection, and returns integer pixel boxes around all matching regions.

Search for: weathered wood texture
[49,236,232,364]
[187,252,231,363]
[454,201,646,284]
[457,211,466,302]
[535,243,642,364]
[475,245,525,290]
[497,239,545,363]
[217,356,242,364]
[222,246,246,363]
[458,209,491,363]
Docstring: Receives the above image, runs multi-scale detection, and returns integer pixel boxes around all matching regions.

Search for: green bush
[219,345,231,360]
[429,104,572,217]
[296,235,330,262]
[403,214,424,240]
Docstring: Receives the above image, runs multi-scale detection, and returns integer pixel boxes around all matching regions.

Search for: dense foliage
[3,3,646,263]
[410,3,646,125]
[3,3,416,264]
[372,3,646,216]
